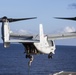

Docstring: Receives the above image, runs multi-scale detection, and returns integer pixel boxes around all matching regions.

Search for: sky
[0,0,76,45]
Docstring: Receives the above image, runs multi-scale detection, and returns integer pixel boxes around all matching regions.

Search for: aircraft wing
[47,32,76,40]
[9,33,39,43]
[10,33,33,39]
[7,39,39,43]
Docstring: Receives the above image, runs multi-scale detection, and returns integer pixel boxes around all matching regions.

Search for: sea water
[0,43,76,75]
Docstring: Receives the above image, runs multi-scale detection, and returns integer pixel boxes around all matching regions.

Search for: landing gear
[26,54,34,66]
[48,52,53,59]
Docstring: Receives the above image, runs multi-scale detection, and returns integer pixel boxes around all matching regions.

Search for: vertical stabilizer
[39,24,44,43]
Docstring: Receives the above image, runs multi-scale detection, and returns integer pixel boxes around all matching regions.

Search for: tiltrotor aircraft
[1,16,76,66]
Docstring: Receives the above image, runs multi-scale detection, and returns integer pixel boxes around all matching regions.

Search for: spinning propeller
[0,16,37,22]
[54,17,76,21]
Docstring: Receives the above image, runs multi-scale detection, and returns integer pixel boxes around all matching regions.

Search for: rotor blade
[54,17,76,21]
[8,17,37,22]
[0,16,37,22]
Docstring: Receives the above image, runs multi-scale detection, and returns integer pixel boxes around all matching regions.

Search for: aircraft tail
[39,24,44,43]
[2,22,10,48]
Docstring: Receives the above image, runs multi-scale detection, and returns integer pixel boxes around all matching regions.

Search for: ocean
[0,43,76,75]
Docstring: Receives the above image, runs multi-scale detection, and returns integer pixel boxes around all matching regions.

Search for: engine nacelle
[4,42,10,48]
[1,21,10,48]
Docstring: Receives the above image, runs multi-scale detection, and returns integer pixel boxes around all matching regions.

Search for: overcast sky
[0,0,76,45]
